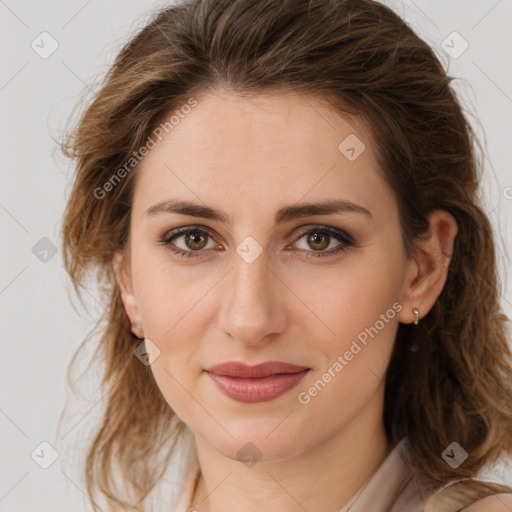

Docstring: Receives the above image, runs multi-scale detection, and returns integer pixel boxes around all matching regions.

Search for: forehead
[145,89,370,161]
[132,89,396,223]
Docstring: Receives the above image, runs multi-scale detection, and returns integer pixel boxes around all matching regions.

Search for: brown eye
[292,226,355,259]
[306,232,330,251]
[160,225,355,260]
[160,226,217,258]
[183,231,209,251]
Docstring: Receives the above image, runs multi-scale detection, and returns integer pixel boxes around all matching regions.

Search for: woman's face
[116,89,416,462]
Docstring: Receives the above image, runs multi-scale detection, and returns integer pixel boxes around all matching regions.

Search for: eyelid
[160,223,356,258]
[161,223,353,242]
[291,224,355,245]
[161,224,218,244]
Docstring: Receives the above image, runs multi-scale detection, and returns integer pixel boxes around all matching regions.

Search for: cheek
[293,289,400,443]
[291,244,404,350]
[133,266,208,424]
[131,242,209,335]
[130,256,221,413]
[290,244,403,404]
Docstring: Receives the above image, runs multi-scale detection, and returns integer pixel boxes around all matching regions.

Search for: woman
[59,0,512,510]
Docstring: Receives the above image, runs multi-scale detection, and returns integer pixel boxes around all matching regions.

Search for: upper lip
[205,361,310,378]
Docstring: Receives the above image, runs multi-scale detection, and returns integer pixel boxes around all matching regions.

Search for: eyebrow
[144,198,372,225]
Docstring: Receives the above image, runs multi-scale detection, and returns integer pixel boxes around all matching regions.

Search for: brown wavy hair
[58,0,512,510]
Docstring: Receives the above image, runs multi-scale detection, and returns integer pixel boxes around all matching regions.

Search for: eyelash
[158,225,355,260]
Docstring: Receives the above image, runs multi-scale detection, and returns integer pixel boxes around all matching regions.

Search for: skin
[113,89,458,512]
[463,495,512,511]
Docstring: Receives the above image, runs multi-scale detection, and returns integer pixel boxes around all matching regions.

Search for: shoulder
[424,479,512,512]
[460,493,512,511]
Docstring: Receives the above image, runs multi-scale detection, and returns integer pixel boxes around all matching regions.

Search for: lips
[205,361,310,378]
[204,361,311,403]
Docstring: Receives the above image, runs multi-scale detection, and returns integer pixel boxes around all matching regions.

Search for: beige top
[172,437,471,511]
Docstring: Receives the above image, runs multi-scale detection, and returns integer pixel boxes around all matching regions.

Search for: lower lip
[206,370,310,403]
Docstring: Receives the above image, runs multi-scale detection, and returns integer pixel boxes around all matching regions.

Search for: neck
[190,387,392,512]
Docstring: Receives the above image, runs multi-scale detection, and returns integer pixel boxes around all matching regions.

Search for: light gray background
[1,1,511,510]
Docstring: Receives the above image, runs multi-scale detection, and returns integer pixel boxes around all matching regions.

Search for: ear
[397,210,458,325]
[112,250,144,338]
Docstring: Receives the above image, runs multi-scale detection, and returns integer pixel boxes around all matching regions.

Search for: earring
[412,308,420,325]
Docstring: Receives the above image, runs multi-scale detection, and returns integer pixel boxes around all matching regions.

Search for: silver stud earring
[412,308,420,325]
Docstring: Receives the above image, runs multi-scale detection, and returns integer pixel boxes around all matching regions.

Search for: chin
[196,416,316,465]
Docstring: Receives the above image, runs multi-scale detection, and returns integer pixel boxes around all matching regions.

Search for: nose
[217,247,287,348]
